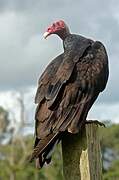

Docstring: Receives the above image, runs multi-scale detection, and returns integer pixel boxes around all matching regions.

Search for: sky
[0,0,119,125]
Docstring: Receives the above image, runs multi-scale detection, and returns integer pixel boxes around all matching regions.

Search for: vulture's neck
[58,26,70,40]
[59,32,70,40]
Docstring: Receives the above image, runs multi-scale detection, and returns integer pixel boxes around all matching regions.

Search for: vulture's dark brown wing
[31,40,108,167]
[35,40,91,109]
[35,53,63,104]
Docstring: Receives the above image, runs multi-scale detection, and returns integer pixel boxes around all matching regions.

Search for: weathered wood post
[62,122,103,180]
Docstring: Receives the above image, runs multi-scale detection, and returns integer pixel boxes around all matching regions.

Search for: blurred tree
[0,107,9,134]
[100,122,119,179]
[0,135,63,180]
[0,92,64,180]
[103,160,119,180]
[0,106,10,144]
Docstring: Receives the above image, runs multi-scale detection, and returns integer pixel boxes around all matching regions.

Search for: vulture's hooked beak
[43,32,50,39]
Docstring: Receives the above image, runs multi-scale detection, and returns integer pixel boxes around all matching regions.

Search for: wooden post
[62,122,102,180]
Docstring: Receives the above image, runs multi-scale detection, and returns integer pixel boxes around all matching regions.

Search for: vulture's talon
[85,120,106,127]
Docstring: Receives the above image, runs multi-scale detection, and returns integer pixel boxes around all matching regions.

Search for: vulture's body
[30,24,109,168]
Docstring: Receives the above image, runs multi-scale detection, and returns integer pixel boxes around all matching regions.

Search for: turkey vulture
[30,20,109,168]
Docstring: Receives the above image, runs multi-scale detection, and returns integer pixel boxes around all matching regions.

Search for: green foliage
[103,160,119,180]
[100,122,119,179]
[100,123,119,152]
[0,135,63,180]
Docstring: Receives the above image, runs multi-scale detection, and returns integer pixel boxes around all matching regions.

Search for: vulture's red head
[43,20,70,40]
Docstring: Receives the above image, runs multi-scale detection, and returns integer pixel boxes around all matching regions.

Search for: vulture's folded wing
[35,40,91,110]
[35,53,63,104]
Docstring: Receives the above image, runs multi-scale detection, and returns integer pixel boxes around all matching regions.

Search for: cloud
[0,0,118,105]
[0,87,36,132]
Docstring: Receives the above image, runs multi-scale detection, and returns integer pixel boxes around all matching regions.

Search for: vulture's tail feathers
[30,132,62,169]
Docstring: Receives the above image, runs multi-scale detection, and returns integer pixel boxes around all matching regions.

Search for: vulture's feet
[85,120,106,127]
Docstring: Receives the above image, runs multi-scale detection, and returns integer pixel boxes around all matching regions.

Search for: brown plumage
[30,20,109,168]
